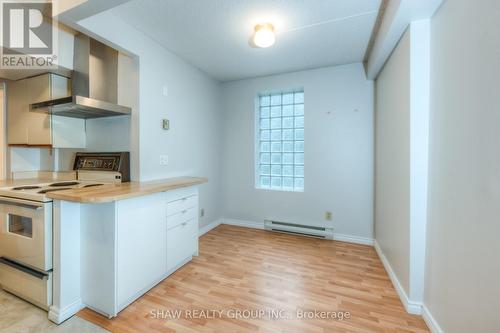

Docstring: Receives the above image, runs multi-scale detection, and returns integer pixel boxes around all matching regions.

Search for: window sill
[255,187,304,193]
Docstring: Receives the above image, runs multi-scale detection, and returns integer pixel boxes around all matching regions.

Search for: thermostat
[162,119,170,130]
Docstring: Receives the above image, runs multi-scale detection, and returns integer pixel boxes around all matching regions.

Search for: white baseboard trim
[199,219,222,236]
[374,240,422,315]
[48,299,85,324]
[334,233,374,246]
[221,218,265,229]
[422,304,444,333]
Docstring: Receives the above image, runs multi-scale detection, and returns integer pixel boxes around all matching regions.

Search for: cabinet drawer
[167,218,197,272]
[167,195,197,216]
[0,260,52,310]
[167,207,197,230]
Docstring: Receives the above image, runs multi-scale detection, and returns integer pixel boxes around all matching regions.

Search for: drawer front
[167,207,197,230]
[0,261,52,310]
[167,218,197,272]
[165,187,197,202]
[167,195,197,217]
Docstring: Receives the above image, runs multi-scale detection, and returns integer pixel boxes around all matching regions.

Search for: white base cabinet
[77,187,199,318]
[116,193,168,311]
[166,187,199,273]
[167,218,198,272]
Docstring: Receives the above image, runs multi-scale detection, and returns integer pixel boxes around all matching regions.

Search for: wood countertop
[45,177,208,203]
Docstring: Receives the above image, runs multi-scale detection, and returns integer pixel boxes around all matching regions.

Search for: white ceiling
[111,0,382,82]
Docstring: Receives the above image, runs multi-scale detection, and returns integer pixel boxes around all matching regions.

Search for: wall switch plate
[162,86,168,96]
[159,155,169,166]
[325,211,332,221]
[162,119,170,130]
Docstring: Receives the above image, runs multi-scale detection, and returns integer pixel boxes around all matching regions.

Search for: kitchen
[1,1,498,333]
[0,4,209,331]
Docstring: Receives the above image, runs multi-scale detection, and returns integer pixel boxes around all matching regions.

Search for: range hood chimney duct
[30,34,131,119]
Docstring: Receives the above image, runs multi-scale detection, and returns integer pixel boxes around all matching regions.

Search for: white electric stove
[0,152,130,310]
[0,180,106,203]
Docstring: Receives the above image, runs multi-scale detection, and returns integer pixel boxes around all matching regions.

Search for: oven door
[0,197,52,271]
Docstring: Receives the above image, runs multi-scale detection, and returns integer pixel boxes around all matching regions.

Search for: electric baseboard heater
[264,220,334,239]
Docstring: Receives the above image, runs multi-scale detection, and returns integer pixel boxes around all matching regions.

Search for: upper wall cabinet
[7,74,86,148]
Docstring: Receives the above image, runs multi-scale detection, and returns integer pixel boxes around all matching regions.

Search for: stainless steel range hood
[30,34,131,119]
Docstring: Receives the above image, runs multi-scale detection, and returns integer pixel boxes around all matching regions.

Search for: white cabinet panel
[80,202,117,317]
[116,192,167,310]
[167,218,197,272]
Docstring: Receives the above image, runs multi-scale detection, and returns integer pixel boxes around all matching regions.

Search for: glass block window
[257,90,304,192]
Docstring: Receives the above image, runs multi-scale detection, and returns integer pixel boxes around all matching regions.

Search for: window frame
[254,89,304,192]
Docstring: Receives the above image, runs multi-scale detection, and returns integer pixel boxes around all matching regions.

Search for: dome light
[253,23,276,48]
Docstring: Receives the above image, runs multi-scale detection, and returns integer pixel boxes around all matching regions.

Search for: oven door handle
[0,257,49,280]
[0,198,44,209]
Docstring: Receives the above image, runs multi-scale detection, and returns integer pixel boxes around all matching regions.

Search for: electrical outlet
[325,211,332,221]
[159,155,169,166]
[200,208,205,218]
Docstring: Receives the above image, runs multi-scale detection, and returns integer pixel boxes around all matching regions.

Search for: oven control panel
[76,157,119,171]
[73,152,130,182]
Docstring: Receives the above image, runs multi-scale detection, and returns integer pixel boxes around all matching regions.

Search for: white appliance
[0,152,129,310]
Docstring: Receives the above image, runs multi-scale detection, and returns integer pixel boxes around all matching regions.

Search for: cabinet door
[166,218,197,272]
[7,80,29,144]
[27,74,51,145]
[116,193,167,311]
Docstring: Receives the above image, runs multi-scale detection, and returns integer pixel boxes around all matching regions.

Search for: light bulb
[253,23,276,48]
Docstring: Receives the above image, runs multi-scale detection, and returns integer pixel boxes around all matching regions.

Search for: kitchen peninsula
[47,176,207,324]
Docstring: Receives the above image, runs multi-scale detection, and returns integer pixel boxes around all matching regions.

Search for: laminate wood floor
[78,225,429,333]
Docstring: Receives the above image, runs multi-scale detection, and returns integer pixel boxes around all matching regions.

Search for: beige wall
[375,28,411,295]
[424,0,500,331]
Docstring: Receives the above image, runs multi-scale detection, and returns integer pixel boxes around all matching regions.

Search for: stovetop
[0,181,106,202]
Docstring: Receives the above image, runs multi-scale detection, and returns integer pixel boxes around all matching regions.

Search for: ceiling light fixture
[252,23,276,48]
